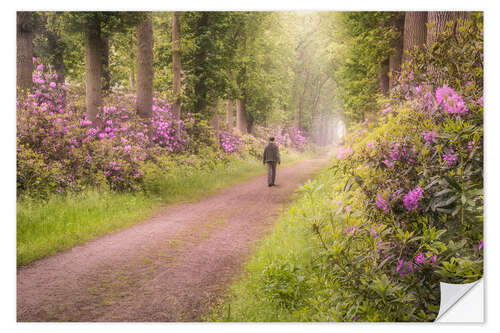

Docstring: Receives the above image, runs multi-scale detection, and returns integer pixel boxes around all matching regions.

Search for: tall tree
[335,12,393,123]
[426,11,470,45]
[172,11,182,133]
[84,16,103,122]
[226,99,234,128]
[402,12,427,64]
[235,99,248,134]
[136,12,153,119]
[388,12,405,90]
[379,58,389,95]
[101,33,111,94]
[17,11,34,95]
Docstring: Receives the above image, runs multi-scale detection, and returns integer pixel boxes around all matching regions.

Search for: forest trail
[17,152,331,322]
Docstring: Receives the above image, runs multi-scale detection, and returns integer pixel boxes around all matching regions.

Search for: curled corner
[435,278,483,322]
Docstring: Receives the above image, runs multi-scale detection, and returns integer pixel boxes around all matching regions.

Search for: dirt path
[17,153,331,322]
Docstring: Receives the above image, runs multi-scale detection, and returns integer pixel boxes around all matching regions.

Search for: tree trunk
[210,99,220,134]
[130,66,135,91]
[226,99,234,129]
[236,99,247,135]
[172,11,182,137]
[379,58,389,95]
[389,12,405,90]
[128,32,135,91]
[297,69,310,131]
[136,12,153,119]
[17,11,33,95]
[403,12,427,63]
[426,11,471,45]
[84,19,103,122]
[101,34,111,95]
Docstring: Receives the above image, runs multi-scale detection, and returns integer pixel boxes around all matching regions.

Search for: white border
[3,1,497,332]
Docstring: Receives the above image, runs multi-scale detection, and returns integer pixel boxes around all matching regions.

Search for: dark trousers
[267,161,277,185]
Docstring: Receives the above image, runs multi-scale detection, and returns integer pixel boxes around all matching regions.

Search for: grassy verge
[204,160,340,322]
[204,161,335,322]
[17,150,315,266]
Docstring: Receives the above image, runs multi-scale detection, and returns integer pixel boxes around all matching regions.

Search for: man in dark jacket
[263,137,280,187]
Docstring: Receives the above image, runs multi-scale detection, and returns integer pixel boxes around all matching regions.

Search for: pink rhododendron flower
[403,186,423,211]
[423,130,437,145]
[337,146,353,159]
[382,105,392,114]
[375,193,389,212]
[435,85,468,115]
[443,147,458,166]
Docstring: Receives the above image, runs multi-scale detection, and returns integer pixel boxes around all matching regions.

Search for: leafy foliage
[217,16,483,322]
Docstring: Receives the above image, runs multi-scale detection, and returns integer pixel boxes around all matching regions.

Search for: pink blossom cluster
[337,146,353,159]
[375,193,389,212]
[422,130,437,145]
[17,62,193,193]
[436,85,468,116]
[343,225,359,234]
[387,142,417,166]
[442,147,458,167]
[414,251,437,266]
[219,131,242,153]
[396,259,414,276]
[403,186,423,211]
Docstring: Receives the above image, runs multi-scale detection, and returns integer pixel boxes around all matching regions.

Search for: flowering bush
[252,125,309,152]
[219,130,243,153]
[17,61,314,199]
[257,17,483,321]
[16,61,216,197]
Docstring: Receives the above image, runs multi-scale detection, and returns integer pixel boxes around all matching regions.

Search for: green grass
[17,151,315,266]
[17,191,158,266]
[204,162,333,322]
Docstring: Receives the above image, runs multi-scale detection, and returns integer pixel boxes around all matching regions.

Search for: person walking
[263,137,280,187]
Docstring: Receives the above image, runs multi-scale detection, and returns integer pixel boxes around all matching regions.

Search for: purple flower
[36,63,44,71]
[468,141,475,152]
[478,239,483,251]
[337,146,353,159]
[370,226,378,237]
[414,252,426,265]
[389,143,401,161]
[443,148,458,166]
[367,141,374,148]
[343,226,359,234]
[49,82,57,88]
[383,159,394,168]
[423,130,437,145]
[382,105,392,114]
[436,85,468,116]
[375,193,389,212]
[403,186,423,211]
[396,259,404,273]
